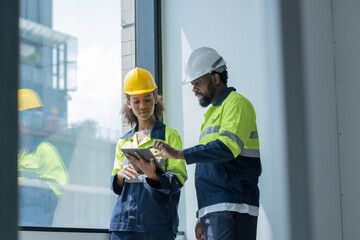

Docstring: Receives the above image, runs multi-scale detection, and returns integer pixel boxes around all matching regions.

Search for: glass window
[18,0,122,229]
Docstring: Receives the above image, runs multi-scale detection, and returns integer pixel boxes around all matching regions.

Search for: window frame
[1,0,19,239]
[12,0,163,237]
[135,0,163,95]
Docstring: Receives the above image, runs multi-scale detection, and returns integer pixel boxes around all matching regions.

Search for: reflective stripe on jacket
[109,119,187,234]
[184,87,262,211]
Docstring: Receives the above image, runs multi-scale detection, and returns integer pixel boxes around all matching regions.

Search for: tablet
[121,147,165,174]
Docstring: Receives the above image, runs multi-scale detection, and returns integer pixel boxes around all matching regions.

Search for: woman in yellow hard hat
[109,67,187,240]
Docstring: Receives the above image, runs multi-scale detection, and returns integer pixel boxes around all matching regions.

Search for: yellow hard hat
[18,89,43,111]
[123,67,157,95]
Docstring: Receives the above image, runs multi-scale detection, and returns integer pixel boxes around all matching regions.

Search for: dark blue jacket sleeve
[111,174,123,195]
[146,171,183,195]
[183,139,234,164]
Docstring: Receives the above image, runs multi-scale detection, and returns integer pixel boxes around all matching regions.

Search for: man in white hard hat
[152,47,261,240]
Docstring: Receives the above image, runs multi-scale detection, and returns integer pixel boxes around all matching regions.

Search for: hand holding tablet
[121,148,165,174]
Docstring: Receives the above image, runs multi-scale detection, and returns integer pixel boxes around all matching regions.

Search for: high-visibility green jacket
[184,87,262,218]
[18,141,69,197]
[110,119,187,234]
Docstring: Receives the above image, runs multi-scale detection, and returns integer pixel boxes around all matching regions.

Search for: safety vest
[18,141,69,197]
[184,87,261,214]
[112,120,187,185]
[199,90,260,158]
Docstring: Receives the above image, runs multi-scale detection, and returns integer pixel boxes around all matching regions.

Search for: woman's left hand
[126,152,159,181]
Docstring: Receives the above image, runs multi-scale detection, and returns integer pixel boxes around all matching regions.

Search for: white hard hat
[183,47,226,85]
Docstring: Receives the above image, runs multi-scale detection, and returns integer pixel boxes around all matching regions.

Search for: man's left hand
[151,141,185,160]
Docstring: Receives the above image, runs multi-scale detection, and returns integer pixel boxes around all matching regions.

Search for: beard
[198,93,212,107]
[197,81,216,107]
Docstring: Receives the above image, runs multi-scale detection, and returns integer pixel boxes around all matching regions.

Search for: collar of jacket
[212,87,236,106]
[121,118,166,140]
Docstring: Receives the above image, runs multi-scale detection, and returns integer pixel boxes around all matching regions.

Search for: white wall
[300,1,343,239]
[162,0,289,239]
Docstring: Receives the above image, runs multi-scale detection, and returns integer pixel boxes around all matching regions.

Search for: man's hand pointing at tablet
[150,141,185,160]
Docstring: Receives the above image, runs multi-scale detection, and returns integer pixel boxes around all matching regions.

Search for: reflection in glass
[18,89,69,226]
[18,0,121,228]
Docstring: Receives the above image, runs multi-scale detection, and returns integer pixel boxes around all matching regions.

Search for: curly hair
[122,92,165,127]
[211,69,228,85]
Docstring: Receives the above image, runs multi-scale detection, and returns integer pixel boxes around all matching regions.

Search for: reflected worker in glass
[109,68,187,240]
[18,89,69,226]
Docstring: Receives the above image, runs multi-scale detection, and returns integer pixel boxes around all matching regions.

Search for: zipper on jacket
[127,182,132,228]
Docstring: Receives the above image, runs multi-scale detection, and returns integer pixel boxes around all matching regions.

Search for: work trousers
[200,211,258,240]
[18,186,58,227]
[111,231,176,240]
